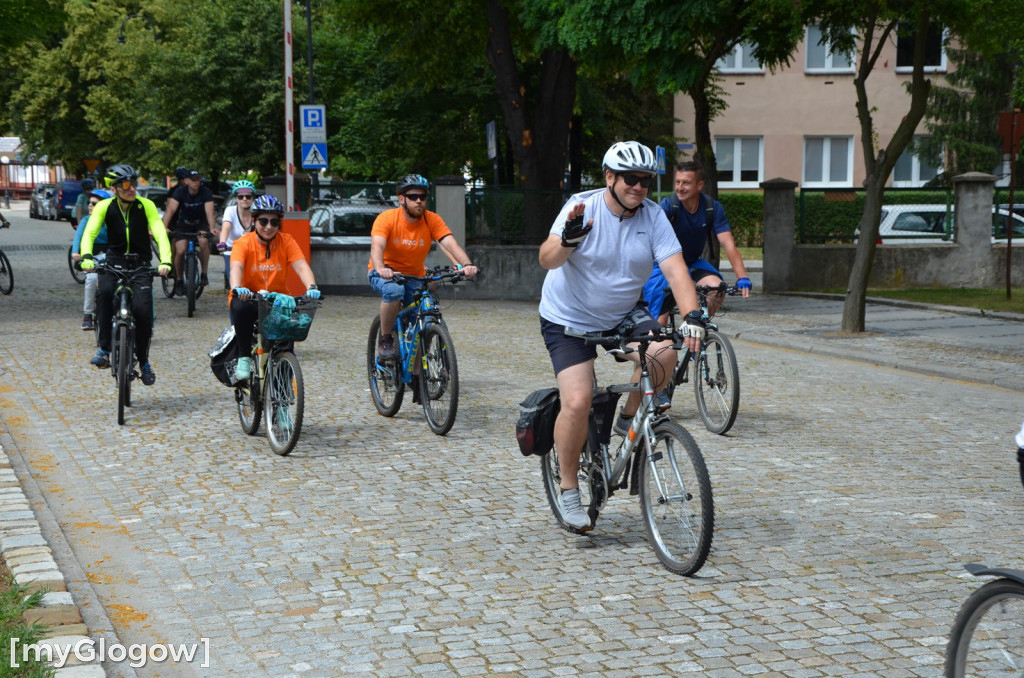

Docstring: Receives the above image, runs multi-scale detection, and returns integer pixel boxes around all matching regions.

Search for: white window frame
[892,137,942,187]
[895,24,948,74]
[804,25,856,74]
[715,136,764,189]
[716,42,764,74]
[802,136,854,188]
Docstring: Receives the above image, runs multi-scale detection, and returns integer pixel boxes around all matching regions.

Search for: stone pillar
[952,171,997,287]
[434,175,466,244]
[760,178,798,293]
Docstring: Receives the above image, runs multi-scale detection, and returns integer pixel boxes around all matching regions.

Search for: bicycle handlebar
[254,290,322,307]
[564,326,681,352]
[695,283,738,297]
[92,259,158,277]
[390,265,475,286]
[169,230,216,240]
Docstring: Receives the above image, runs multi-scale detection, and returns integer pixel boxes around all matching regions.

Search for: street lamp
[118,13,160,43]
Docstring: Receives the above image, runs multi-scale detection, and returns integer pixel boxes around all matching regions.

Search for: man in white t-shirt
[538,141,706,530]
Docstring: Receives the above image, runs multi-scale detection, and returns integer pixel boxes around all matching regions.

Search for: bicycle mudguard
[964,562,1024,585]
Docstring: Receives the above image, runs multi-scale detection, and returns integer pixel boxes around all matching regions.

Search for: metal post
[284,1,295,210]
[1008,112,1019,300]
[305,0,318,206]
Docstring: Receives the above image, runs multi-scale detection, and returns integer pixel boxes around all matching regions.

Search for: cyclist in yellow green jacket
[80,164,172,385]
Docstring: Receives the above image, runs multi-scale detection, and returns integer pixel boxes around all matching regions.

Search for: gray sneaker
[612,413,632,437]
[557,488,591,530]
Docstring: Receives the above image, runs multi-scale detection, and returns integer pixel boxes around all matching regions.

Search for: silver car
[30,183,58,220]
[308,198,396,245]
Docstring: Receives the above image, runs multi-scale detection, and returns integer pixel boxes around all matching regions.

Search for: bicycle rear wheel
[115,324,131,425]
[639,420,713,576]
[265,352,304,456]
[0,251,11,295]
[419,323,459,435]
[68,245,86,284]
[366,316,403,416]
[185,255,198,317]
[694,329,739,435]
[945,577,1024,677]
[541,441,603,535]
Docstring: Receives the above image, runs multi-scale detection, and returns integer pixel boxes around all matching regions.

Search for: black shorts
[540,303,661,375]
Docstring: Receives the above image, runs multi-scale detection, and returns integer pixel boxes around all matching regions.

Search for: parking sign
[300,105,326,144]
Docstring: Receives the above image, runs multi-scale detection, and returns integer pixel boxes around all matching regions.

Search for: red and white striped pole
[283,0,295,210]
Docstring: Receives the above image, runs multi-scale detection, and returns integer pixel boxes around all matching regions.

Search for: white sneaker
[558,489,591,530]
[235,357,252,380]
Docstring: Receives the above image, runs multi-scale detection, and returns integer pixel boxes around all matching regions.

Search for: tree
[4,0,286,179]
[813,0,1020,332]
[918,46,1019,180]
[559,0,804,198]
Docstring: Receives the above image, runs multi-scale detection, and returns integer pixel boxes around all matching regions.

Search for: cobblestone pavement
[0,213,1021,677]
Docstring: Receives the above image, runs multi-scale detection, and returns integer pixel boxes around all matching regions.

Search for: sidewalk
[721,291,1024,392]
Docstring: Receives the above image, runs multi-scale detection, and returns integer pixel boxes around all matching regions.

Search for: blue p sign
[303,108,322,128]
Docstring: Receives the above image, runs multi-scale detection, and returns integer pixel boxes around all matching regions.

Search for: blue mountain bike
[366,266,467,436]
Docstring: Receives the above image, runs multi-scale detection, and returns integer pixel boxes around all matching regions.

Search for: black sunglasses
[620,173,654,189]
[256,217,281,228]
[404,193,428,202]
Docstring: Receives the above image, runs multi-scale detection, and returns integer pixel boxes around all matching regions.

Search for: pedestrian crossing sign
[301,143,327,169]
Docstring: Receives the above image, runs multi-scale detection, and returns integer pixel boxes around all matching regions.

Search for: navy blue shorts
[540,303,661,375]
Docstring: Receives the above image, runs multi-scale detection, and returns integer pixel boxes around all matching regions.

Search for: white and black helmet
[602,141,658,175]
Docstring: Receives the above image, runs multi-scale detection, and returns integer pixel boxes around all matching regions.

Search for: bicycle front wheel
[185,255,198,317]
[366,317,403,416]
[945,577,1024,677]
[419,323,459,436]
[639,420,713,576]
[68,245,86,284]
[265,352,304,456]
[236,381,262,435]
[0,250,12,295]
[694,329,740,435]
[115,324,131,425]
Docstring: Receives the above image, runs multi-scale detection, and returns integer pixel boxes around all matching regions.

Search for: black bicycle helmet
[81,178,95,191]
[103,164,139,188]
[396,174,429,195]
[174,166,190,180]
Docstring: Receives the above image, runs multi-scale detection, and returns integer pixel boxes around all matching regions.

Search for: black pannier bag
[515,388,560,457]
[209,326,240,386]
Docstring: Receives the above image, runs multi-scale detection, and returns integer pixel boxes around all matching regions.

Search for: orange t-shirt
[230,231,305,301]
[366,208,453,276]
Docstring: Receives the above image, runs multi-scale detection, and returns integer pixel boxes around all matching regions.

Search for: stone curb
[0,444,106,677]
[782,291,1024,323]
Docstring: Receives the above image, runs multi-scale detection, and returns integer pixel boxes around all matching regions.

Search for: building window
[896,23,946,73]
[715,137,763,187]
[892,138,941,187]
[716,43,763,73]
[803,136,853,187]
[805,25,854,73]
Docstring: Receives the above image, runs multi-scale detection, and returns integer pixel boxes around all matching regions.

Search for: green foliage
[920,46,1017,179]
[717,193,764,247]
[0,576,53,678]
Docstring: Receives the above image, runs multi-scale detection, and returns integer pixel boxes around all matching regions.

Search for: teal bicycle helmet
[396,174,429,195]
[232,180,256,195]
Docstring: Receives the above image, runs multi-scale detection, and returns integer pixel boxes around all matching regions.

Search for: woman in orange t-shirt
[229,194,320,380]
[367,174,477,358]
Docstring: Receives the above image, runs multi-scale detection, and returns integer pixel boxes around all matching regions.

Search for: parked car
[136,186,169,216]
[29,183,58,220]
[308,198,395,245]
[57,179,83,223]
[856,204,1024,244]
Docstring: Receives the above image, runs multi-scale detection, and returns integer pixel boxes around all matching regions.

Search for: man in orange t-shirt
[230,194,320,381]
[367,174,477,358]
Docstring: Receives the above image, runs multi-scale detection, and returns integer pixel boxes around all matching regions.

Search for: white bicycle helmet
[602,141,658,175]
